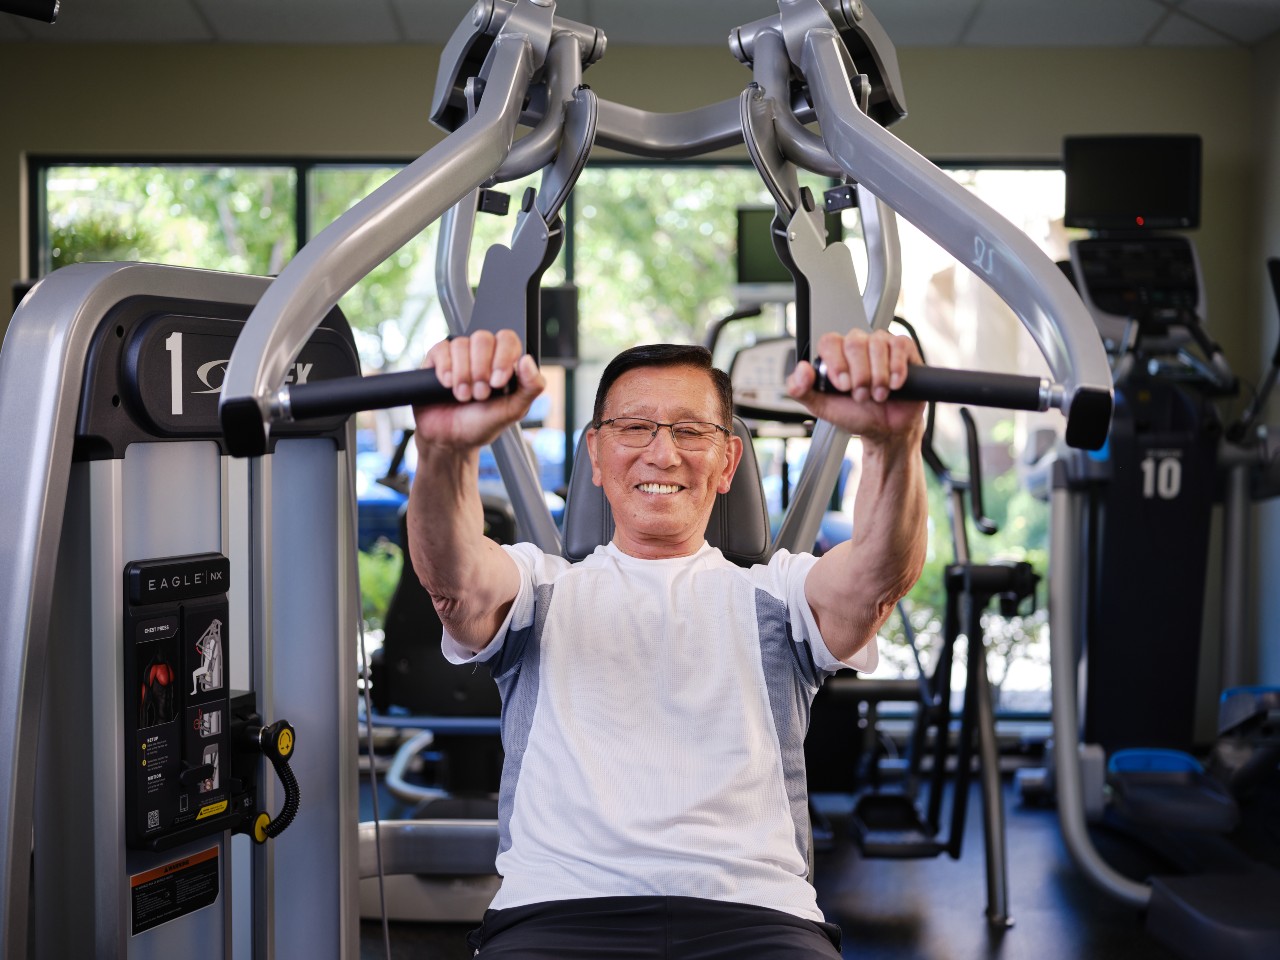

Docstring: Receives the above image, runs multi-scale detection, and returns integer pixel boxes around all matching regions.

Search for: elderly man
[408,327,927,959]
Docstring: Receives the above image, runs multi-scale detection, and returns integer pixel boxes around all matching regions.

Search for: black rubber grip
[1,0,59,23]
[812,362,1112,451]
[286,368,517,422]
[814,362,1046,411]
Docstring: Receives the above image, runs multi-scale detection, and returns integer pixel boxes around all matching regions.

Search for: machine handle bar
[814,360,1045,410]
[811,359,1110,450]
[280,369,518,423]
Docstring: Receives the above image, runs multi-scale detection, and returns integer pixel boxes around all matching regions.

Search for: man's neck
[610,536,707,560]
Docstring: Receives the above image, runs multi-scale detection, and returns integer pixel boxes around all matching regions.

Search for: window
[881,166,1075,714]
[571,165,776,358]
[39,163,297,277]
[31,158,1072,714]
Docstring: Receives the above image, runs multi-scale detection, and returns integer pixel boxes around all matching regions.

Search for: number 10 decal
[1140,455,1182,500]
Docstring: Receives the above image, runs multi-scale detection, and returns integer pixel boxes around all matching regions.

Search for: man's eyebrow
[610,405,717,421]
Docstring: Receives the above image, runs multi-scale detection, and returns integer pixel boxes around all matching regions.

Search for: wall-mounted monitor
[1063,135,1201,232]
[735,206,843,305]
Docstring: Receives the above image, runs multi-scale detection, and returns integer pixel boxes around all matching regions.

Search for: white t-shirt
[442,540,877,922]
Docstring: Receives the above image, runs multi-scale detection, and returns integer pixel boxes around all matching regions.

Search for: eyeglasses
[594,417,731,451]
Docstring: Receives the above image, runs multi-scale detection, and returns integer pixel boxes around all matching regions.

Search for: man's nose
[644,427,682,465]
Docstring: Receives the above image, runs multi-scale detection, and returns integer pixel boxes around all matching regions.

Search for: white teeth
[638,483,681,495]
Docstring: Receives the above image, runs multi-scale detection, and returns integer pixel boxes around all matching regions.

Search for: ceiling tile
[195,0,400,44]
[1148,12,1234,45]
[18,0,211,42]
[1180,0,1280,44]
[873,0,981,47]
[965,0,1165,46]
[588,0,778,46]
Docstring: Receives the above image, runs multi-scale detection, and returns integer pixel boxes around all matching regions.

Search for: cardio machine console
[1070,236,1204,348]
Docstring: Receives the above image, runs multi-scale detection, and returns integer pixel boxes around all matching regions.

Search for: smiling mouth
[636,482,684,495]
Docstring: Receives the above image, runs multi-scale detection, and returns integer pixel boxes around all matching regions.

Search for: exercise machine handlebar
[224,369,519,452]
[812,359,1107,450]
[284,368,517,422]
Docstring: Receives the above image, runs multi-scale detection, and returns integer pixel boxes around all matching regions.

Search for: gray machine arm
[221,0,1110,474]
[494,29,590,181]
[440,51,598,555]
[797,26,1112,449]
[437,192,480,333]
[738,1,1108,554]
[220,29,537,456]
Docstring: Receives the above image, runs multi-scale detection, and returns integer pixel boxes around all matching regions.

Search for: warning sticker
[130,845,219,936]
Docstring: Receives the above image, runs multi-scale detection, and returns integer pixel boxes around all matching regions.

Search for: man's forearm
[849,436,929,614]
[807,433,928,661]
[406,444,517,651]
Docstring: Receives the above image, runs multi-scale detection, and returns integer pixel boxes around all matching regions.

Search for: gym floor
[357,780,1180,960]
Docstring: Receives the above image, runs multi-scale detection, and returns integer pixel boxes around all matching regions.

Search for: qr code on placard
[147,809,160,830]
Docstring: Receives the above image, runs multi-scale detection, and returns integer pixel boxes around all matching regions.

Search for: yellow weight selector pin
[253,812,271,844]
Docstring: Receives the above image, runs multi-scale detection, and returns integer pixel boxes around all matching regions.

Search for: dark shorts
[467,895,843,959]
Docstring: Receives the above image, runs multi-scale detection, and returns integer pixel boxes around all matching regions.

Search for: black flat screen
[1063,135,1201,232]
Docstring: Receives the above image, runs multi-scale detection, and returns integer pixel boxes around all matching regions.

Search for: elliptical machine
[1030,135,1280,960]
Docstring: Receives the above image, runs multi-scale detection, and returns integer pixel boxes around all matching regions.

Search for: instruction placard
[130,845,219,936]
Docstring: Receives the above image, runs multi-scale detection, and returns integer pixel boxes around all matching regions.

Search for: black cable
[263,752,300,839]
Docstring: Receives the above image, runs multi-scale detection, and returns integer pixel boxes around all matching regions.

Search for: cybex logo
[165,330,312,416]
[191,358,314,395]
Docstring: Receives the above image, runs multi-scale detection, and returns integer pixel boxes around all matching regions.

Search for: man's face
[586,364,742,559]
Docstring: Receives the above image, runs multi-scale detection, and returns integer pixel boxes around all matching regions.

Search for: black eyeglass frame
[592,417,733,449]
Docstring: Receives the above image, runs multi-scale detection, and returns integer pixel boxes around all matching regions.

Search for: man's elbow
[811,592,888,664]
[429,588,506,656]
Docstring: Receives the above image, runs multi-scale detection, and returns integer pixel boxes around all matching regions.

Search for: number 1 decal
[165,331,183,416]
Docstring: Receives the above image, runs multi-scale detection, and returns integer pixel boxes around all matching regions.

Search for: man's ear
[717,433,744,495]
[586,428,603,488]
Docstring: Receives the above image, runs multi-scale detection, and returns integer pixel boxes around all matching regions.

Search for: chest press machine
[0,1,1112,957]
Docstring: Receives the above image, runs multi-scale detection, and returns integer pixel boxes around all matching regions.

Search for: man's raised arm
[786,329,929,665]
[406,330,546,655]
